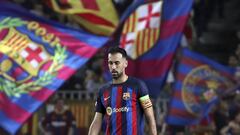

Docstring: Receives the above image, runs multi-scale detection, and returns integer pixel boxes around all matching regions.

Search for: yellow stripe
[72,16,115,36]
[50,0,119,36]
[150,29,154,48]
[129,12,136,33]
[122,12,136,33]
[21,123,28,134]
[144,29,149,53]
[32,113,38,135]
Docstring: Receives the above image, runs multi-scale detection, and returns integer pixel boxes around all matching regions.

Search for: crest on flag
[0,17,66,97]
[0,28,50,77]
[182,65,235,117]
[120,1,163,59]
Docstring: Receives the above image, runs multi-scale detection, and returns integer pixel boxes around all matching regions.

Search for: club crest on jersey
[0,17,66,97]
[123,92,130,100]
[106,107,112,116]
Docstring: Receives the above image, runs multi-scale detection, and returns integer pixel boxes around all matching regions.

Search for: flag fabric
[46,0,119,36]
[165,48,237,125]
[120,0,193,98]
[0,2,108,134]
[120,1,163,59]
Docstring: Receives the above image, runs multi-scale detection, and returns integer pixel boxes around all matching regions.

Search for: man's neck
[112,74,128,84]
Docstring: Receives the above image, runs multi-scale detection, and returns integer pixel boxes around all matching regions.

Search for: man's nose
[111,64,116,69]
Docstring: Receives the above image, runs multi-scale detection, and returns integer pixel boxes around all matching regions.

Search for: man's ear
[124,60,128,67]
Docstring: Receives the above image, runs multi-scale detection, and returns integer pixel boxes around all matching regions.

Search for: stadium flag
[45,0,119,36]
[119,0,193,98]
[0,2,108,134]
[165,48,237,125]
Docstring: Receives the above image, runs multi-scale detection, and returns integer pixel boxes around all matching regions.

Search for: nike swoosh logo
[104,96,110,101]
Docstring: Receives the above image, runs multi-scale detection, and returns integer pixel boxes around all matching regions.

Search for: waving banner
[0,2,108,134]
[120,0,193,98]
[166,48,237,125]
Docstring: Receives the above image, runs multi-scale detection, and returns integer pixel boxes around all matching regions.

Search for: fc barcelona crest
[119,1,163,59]
[0,17,67,97]
[122,92,130,100]
[182,65,234,117]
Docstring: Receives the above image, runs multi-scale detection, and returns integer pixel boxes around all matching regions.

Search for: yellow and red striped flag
[46,0,119,36]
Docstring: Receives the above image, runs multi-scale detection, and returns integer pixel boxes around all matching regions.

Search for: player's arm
[88,112,103,135]
[140,95,157,135]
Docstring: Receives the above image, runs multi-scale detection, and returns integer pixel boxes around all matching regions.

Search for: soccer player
[88,47,157,135]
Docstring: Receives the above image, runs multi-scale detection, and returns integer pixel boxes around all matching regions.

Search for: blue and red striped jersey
[96,76,150,135]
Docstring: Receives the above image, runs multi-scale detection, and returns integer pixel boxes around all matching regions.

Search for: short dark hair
[107,46,127,58]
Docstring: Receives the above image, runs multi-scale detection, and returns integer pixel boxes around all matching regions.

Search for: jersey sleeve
[138,80,152,109]
[95,89,106,114]
[138,80,149,97]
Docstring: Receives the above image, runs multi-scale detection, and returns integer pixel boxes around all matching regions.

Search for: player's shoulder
[127,77,145,89]
[98,81,112,93]
[128,76,145,86]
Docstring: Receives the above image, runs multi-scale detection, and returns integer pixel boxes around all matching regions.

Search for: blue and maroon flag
[120,0,193,98]
[165,48,237,125]
[0,2,108,134]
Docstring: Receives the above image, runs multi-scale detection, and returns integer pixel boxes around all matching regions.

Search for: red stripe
[29,88,54,101]
[16,38,28,51]
[7,33,17,46]
[0,29,8,40]
[182,57,235,81]
[56,66,76,79]
[40,24,98,58]
[160,15,189,39]
[116,86,122,135]
[11,67,25,79]
[103,91,109,108]
[0,93,31,123]
[15,35,26,48]
[77,13,115,27]
[181,56,204,68]
[125,17,130,33]
[127,53,174,78]
[41,61,53,71]
[176,72,186,82]
[172,90,200,103]
[132,91,137,135]
[169,108,197,119]
[172,90,182,100]
[103,91,110,135]
[81,0,99,10]
[61,0,69,4]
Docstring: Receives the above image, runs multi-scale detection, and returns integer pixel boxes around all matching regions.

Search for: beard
[111,70,123,80]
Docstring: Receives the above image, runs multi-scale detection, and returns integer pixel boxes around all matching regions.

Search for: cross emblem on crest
[137,3,161,31]
[120,1,162,59]
[20,43,48,69]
